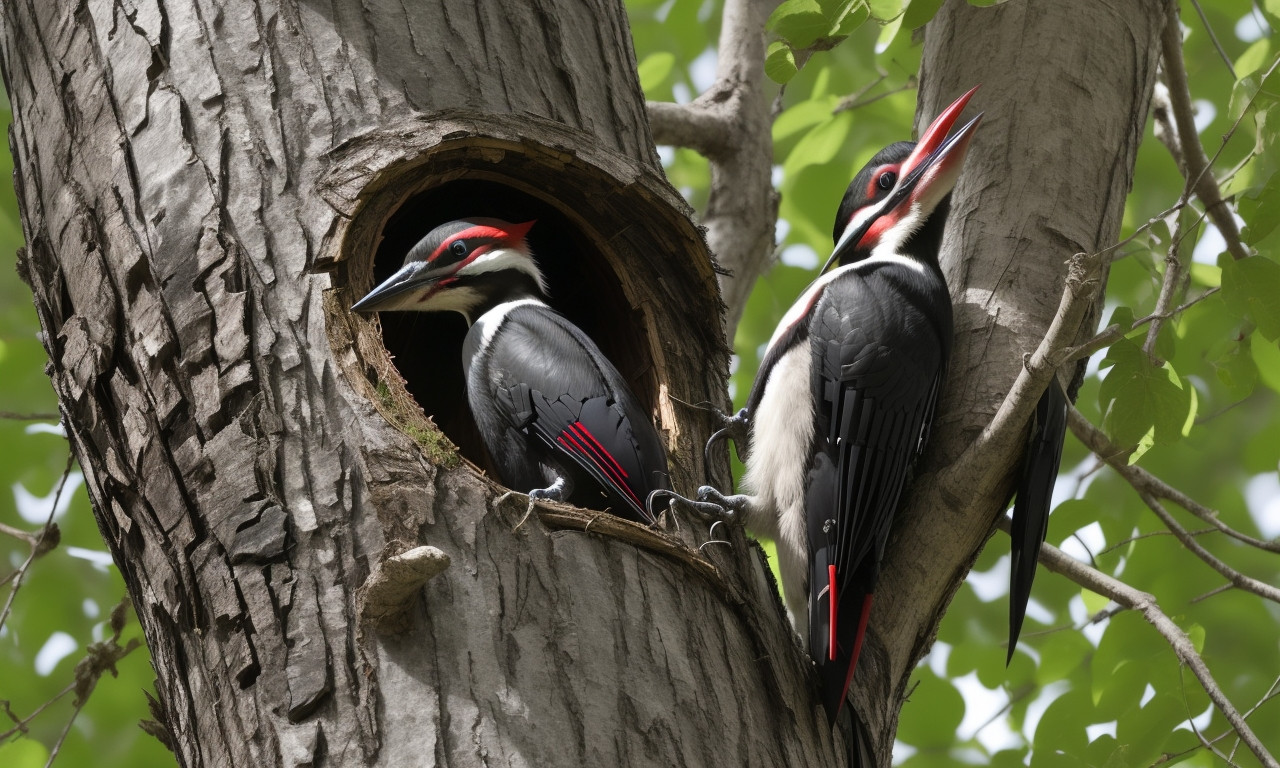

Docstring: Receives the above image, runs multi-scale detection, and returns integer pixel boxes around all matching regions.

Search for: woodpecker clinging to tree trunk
[353,218,672,525]
[687,89,983,722]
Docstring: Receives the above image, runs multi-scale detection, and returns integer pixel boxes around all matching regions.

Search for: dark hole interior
[366,178,654,491]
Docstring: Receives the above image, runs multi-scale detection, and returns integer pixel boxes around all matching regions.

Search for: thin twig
[1064,287,1220,363]
[1188,0,1236,78]
[0,452,73,633]
[1138,492,1280,605]
[1097,526,1217,557]
[833,75,917,114]
[0,681,75,740]
[1068,407,1280,554]
[1159,8,1251,262]
[0,411,59,421]
[998,517,1279,768]
[1143,205,1190,362]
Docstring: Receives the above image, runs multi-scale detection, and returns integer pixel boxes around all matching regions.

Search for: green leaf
[636,51,675,94]
[765,41,799,84]
[901,0,944,29]
[773,96,839,143]
[0,738,50,768]
[1221,254,1280,340]
[1215,337,1258,399]
[768,0,830,48]
[1185,623,1205,653]
[1236,38,1273,79]
[1228,52,1280,121]
[1097,338,1194,451]
[1081,587,1110,615]
[1253,333,1280,393]
[1032,689,1091,758]
[785,111,855,174]
[897,668,965,748]
[1189,261,1221,288]
[867,0,902,21]
[1239,173,1280,246]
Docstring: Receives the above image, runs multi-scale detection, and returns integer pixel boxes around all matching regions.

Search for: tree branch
[645,0,780,335]
[1158,9,1250,262]
[999,517,1280,768]
[1064,287,1219,363]
[1138,492,1280,605]
[1067,407,1280,554]
[1143,205,1190,362]
[647,101,733,158]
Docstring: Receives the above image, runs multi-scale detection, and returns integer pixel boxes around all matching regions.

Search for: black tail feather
[1008,384,1068,663]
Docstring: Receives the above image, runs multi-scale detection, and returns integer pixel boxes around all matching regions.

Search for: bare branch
[1158,9,1251,261]
[1143,206,1190,362]
[645,0,780,335]
[1138,492,1280,605]
[647,101,733,158]
[1000,518,1280,768]
[1067,407,1280,553]
[833,74,917,114]
[1188,0,1236,78]
[1064,287,1220,363]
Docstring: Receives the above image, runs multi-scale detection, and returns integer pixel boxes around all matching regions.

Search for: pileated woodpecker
[695,89,982,722]
[352,218,671,525]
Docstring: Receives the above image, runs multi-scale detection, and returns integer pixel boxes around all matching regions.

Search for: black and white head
[352,218,546,322]
[825,87,983,271]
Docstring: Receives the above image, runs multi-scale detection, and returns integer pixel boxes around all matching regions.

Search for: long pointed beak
[822,87,983,274]
[900,85,980,179]
[351,262,435,313]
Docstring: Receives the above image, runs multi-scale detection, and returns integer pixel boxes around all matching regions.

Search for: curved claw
[703,408,750,468]
[649,488,734,521]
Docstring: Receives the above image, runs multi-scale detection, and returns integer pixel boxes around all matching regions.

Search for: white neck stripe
[472,297,546,354]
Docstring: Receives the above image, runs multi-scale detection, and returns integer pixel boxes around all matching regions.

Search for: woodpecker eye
[451,240,468,257]
[877,171,897,190]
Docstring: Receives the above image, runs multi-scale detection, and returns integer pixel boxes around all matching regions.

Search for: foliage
[1,0,1278,765]
[628,0,1280,766]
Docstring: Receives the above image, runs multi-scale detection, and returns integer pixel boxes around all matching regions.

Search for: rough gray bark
[843,1,1167,762]
[0,1,834,766]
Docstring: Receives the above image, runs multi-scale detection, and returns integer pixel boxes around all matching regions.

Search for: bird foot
[647,489,731,521]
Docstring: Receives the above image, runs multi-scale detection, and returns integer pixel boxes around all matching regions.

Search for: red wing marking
[828,564,838,662]
[839,594,875,708]
[558,421,644,510]
[571,423,629,478]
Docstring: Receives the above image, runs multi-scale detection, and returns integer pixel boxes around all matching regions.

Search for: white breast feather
[741,343,814,637]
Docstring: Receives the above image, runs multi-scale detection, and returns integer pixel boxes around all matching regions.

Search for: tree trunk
[1,0,1168,765]
[1,1,828,765]
[845,0,1167,762]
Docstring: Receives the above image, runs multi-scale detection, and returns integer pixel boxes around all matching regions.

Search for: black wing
[1007,383,1067,661]
[805,269,949,721]
[481,305,671,524]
